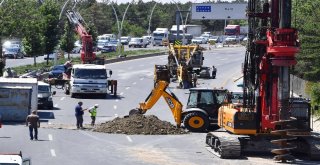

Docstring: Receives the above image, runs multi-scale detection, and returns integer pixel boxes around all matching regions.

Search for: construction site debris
[94,114,187,135]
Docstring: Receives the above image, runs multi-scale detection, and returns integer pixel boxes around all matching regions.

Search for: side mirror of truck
[52,91,56,95]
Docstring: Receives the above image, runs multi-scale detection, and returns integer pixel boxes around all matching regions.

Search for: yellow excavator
[129,68,228,132]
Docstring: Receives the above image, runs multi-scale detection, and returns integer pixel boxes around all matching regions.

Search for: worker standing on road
[75,101,87,129]
[212,65,217,79]
[88,104,98,126]
[26,110,40,140]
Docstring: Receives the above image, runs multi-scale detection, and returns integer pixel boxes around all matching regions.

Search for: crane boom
[66,10,96,63]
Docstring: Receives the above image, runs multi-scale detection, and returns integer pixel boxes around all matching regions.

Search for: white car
[128,38,147,48]
[225,35,240,42]
[191,37,206,44]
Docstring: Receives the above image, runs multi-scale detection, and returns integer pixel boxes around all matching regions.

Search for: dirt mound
[94,114,187,135]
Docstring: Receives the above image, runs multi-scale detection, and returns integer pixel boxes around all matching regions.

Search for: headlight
[37,94,44,98]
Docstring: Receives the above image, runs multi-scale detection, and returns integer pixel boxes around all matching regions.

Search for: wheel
[64,83,70,95]
[70,93,75,98]
[48,103,54,110]
[183,112,209,132]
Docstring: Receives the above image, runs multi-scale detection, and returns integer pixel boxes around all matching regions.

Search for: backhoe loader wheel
[183,112,209,132]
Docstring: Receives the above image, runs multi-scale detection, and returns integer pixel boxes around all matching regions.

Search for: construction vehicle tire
[183,112,209,132]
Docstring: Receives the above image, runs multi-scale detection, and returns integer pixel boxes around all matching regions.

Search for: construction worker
[75,101,87,129]
[212,65,217,79]
[88,104,98,126]
[26,110,40,140]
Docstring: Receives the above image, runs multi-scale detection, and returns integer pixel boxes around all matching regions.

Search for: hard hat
[95,104,99,107]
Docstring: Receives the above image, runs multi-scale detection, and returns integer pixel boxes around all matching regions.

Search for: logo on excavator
[165,97,175,109]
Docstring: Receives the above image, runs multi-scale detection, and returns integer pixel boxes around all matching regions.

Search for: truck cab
[68,64,112,98]
[37,81,56,110]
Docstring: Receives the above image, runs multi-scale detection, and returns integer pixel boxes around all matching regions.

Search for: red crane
[66,10,96,64]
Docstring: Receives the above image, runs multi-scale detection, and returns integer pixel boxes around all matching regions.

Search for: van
[38,81,56,109]
[128,38,148,48]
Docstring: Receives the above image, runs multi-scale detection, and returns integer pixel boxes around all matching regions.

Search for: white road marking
[50,149,56,157]
[132,82,137,85]
[60,97,65,101]
[115,99,119,102]
[220,58,227,61]
[113,105,117,110]
[125,87,130,90]
[140,78,144,80]
[139,64,145,67]
[120,92,124,96]
[115,114,118,117]
[48,122,52,125]
[48,134,53,141]
[126,135,133,142]
[54,104,58,108]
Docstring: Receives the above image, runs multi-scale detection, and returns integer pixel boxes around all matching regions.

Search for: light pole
[171,0,187,44]
[147,2,157,36]
[0,0,5,6]
[59,0,71,20]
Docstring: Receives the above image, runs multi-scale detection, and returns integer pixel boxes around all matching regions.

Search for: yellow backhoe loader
[129,80,228,132]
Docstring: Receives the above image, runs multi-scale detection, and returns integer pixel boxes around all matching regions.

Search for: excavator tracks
[206,131,241,158]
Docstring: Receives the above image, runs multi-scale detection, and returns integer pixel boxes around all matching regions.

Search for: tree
[39,0,60,65]
[60,22,75,60]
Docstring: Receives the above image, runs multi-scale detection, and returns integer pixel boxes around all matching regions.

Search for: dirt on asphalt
[93,114,187,135]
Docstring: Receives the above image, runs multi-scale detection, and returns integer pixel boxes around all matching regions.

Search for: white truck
[170,25,202,37]
[0,152,31,165]
[0,78,38,111]
[152,28,169,46]
[64,64,116,98]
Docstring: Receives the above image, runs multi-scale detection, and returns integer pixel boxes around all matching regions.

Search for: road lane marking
[50,149,56,157]
[126,135,133,142]
[125,87,130,90]
[140,78,144,80]
[120,92,124,96]
[132,82,137,85]
[113,105,117,110]
[48,134,53,141]
[54,104,58,108]
[220,58,227,61]
[116,99,119,102]
[48,122,52,125]
[60,97,65,101]
[139,64,145,67]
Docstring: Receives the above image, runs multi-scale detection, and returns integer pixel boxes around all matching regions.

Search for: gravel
[94,114,187,135]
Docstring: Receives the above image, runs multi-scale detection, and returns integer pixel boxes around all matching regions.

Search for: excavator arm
[129,81,183,127]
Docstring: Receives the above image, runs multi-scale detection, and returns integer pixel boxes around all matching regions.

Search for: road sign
[191,3,247,20]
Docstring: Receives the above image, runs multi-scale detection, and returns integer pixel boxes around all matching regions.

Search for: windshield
[38,85,50,92]
[74,69,107,79]
[187,91,198,107]
[131,38,141,42]
[225,29,237,34]
[5,48,19,52]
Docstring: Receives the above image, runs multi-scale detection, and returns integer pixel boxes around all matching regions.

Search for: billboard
[191,3,247,20]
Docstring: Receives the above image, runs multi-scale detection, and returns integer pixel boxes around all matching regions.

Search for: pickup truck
[0,152,31,165]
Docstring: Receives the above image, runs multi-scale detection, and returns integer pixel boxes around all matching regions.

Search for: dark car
[3,47,24,59]
[101,40,118,53]
[49,65,65,79]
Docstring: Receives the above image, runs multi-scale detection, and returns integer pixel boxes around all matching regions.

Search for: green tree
[60,22,75,60]
[39,0,60,65]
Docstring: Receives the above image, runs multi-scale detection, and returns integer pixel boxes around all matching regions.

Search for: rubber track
[206,131,241,158]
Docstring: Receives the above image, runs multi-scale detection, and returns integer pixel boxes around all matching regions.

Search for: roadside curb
[104,51,167,64]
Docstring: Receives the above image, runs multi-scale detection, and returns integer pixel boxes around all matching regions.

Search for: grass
[13,49,165,75]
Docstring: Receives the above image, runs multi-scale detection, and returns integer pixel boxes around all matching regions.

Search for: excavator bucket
[129,108,142,115]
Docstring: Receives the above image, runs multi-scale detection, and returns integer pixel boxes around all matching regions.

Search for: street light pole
[59,0,71,20]
[147,2,157,36]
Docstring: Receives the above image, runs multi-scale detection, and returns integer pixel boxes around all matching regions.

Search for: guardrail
[104,51,167,64]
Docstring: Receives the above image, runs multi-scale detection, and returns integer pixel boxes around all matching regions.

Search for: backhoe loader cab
[183,88,228,131]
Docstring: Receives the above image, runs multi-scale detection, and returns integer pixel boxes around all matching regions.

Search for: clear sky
[100,0,234,4]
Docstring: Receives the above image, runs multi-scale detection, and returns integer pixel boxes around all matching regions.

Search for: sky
[99,0,234,4]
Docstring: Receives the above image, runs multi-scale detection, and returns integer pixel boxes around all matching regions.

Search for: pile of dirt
[94,114,187,135]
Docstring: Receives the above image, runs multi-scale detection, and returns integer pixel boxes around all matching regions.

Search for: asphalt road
[1,46,318,165]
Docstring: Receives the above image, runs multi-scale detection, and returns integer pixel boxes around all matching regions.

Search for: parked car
[191,37,206,44]
[49,65,65,79]
[142,35,153,45]
[38,81,56,109]
[97,40,109,51]
[129,38,147,48]
[225,35,240,42]
[101,40,118,53]
[3,47,24,59]
[200,34,211,43]
[120,36,131,45]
